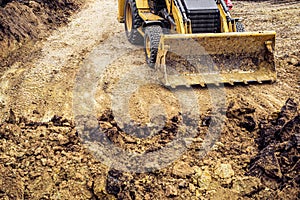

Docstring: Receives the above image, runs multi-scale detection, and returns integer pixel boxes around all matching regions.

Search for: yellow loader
[117,0,276,87]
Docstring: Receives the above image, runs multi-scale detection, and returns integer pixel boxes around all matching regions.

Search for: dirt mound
[94,98,299,199]
[1,100,299,199]
[96,110,184,150]
[0,0,83,69]
[248,98,300,198]
[226,96,257,132]
[0,114,112,199]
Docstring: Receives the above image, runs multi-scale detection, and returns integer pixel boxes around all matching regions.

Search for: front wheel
[124,0,143,45]
[144,25,163,68]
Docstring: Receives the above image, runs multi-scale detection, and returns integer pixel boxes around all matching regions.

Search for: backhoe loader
[117,0,276,87]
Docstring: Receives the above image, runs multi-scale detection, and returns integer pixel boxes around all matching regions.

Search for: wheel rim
[125,4,132,32]
[145,35,151,59]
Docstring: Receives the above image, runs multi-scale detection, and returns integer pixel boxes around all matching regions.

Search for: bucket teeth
[256,78,262,83]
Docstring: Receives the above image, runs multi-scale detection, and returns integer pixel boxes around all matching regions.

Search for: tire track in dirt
[0,0,123,122]
[1,0,298,126]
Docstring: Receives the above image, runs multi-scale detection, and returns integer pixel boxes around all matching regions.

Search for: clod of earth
[248,98,299,193]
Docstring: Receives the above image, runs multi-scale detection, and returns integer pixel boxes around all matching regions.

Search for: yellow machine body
[118,0,276,87]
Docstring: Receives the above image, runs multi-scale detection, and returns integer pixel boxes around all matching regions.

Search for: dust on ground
[0,0,299,199]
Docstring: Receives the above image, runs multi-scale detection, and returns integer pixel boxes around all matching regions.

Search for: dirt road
[0,0,299,199]
[0,0,121,122]
[0,0,299,123]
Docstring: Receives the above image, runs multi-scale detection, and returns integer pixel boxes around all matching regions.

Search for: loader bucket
[155,31,276,87]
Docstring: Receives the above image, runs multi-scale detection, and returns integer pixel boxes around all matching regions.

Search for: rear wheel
[144,26,163,68]
[124,0,143,45]
[236,21,245,32]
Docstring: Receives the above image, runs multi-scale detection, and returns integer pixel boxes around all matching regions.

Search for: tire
[124,0,143,45]
[144,25,163,68]
[236,21,245,32]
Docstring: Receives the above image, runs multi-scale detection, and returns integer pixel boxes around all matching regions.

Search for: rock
[93,176,111,199]
[214,163,234,179]
[57,134,69,145]
[74,173,85,182]
[41,158,47,166]
[189,183,196,192]
[195,189,202,198]
[232,176,261,196]
[193,166,202,175]
[288,56,300,67]
[197,167,212,190]
[178,180,188,188]
[122,134,137,143]
[226,99,255,119]
[144,193,151,200]
[165,184,178,197]
[62,122,71,126]
[172,161,194,178]
[191,166,202,185]
[100,121,113,129]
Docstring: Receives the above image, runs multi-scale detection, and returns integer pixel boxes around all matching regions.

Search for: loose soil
[0,0,299,199]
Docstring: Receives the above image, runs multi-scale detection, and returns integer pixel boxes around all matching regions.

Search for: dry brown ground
[0,0,299,199]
